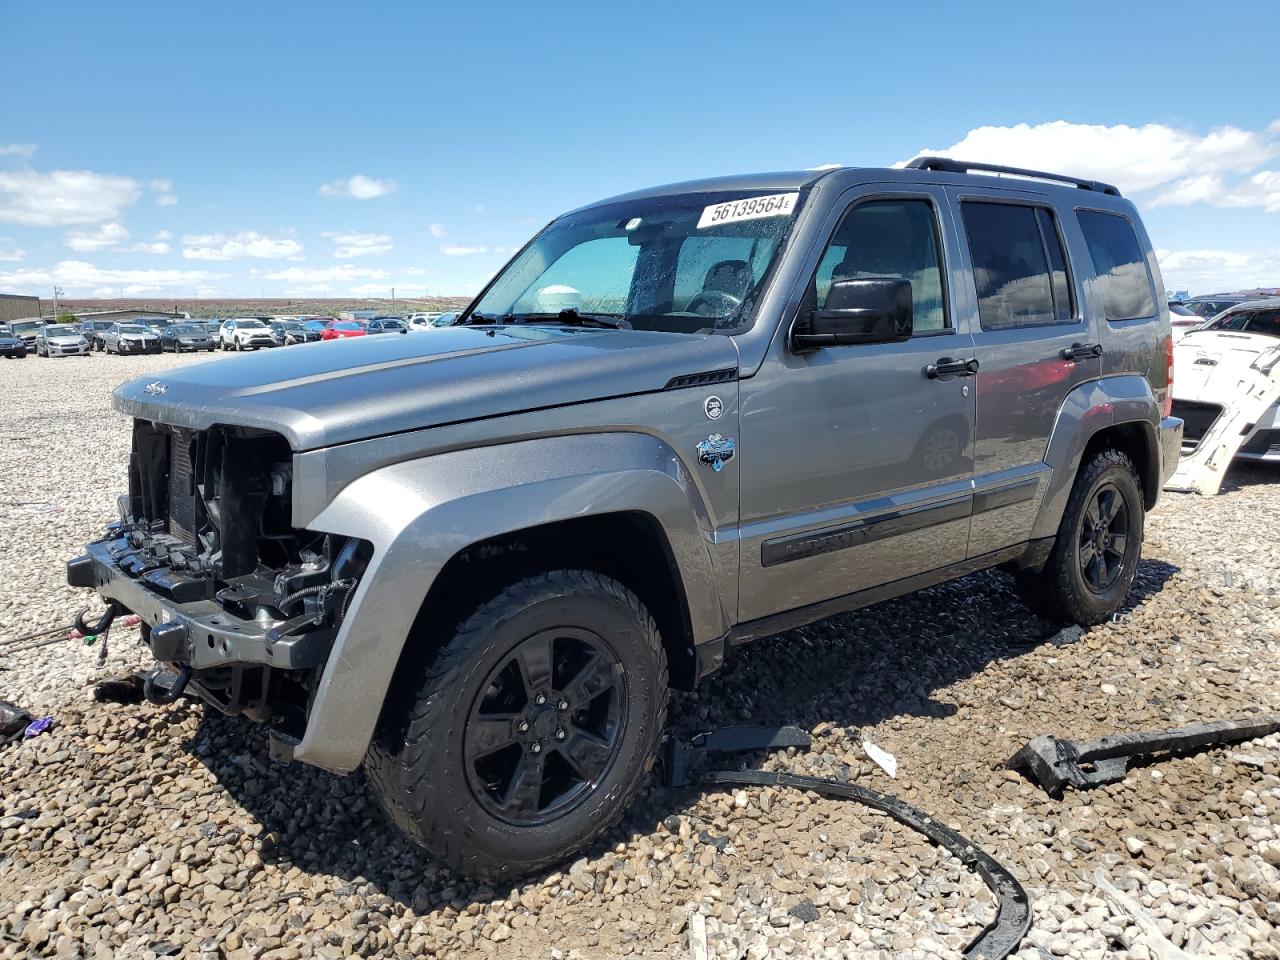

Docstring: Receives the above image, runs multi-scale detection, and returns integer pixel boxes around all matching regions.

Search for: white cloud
[182,231,304,261]
[65,222,130,251]
[0,238,24,261]
[1156,247,1280,294]
[429,223,446,238]
[0,169,141,226]
[0,143,37,158]
[125,240,172,255]
[403,266,427,276]
[904,120,1278,195]
[265,264,390,283]
[1154,169,1280,214]
[322,231,393,257]
[0,259,226,294]
[440,244,486,256]
[319,174,398,200]
[150,178,178,206]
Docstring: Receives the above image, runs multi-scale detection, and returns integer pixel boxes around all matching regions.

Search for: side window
[962,202,1074,330]
[812,198,947,333]
[1076,209,1157,321]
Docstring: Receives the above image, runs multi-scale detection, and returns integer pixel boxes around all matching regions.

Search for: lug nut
[557,699,569,711]
[555,729,566,741]
[531,742,542,754]
[518,720,529,732]
[535,694,546,705]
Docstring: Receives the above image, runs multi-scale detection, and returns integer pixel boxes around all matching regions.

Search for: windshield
[45,325,78,336]
[1169,303,1197,316]
[12,320,43,333]
[331,321,361,331]
[1205,307,1280,338]
[468,189,806,334]
[237,319,267,329]
[276,321,303,330]
[119,324,147,334]
[169,325,197,335]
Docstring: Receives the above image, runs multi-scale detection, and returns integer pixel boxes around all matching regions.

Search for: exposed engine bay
[68,419,371,737]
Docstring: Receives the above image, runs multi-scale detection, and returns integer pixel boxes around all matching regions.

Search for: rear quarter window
[1076,210,1157,321]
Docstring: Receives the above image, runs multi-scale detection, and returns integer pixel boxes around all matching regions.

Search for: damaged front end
[67,419,371,744]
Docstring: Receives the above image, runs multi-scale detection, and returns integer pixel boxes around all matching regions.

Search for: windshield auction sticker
[697,192,799,229]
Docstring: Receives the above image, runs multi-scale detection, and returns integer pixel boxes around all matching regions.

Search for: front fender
[293,432,725,773]
[1032,375,1160,541]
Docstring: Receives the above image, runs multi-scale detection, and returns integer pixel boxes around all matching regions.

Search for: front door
[737,189,976,624]
[945,189,1103,557]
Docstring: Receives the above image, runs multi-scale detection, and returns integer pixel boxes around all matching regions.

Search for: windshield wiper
[462,311,510,325]
[511,309,632,330]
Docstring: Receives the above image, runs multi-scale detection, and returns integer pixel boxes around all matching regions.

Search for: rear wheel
[1014,448,1144,625]
[365,570,668,880]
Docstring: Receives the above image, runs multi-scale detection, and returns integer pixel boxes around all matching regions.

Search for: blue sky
[2,0,1278,300]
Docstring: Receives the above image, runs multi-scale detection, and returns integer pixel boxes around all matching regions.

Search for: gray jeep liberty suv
[69,157,1183,879]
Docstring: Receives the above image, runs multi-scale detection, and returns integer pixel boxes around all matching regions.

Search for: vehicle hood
[46,335,85,344]
[1173,330,1280,403]
[114,324,740,450]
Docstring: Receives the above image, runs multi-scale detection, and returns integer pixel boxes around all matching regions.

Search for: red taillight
[1163,333,1174,418]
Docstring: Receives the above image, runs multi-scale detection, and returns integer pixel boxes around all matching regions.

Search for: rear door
[737,187,976,623]
[946,188,1102,557]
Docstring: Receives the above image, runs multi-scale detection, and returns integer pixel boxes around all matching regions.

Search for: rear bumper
[1158,416,1184,486]
[67,534,333,673]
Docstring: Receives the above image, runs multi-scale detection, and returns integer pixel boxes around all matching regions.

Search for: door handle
[1061,342,1103,362]
[925,357,979,379]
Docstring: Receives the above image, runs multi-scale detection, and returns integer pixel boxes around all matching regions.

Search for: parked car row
[2,310,464,362]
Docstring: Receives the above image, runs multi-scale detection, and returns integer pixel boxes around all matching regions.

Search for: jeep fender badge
[697,434,735,472]
[704,395,723,420]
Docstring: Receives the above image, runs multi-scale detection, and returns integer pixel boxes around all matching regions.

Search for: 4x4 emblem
[696,434,735,472]
[144,381,167,396]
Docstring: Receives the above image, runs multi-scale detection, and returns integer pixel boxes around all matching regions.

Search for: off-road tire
[365,570,668,880]
[1014,448,1144,625]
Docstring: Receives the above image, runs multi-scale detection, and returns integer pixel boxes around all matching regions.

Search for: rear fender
[294,432,725,773]
[1032,375,1159,541]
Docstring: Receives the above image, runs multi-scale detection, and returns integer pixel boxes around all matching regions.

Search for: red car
[321,320,367,341]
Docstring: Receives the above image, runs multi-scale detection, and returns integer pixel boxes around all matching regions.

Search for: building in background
[0,293,41,323]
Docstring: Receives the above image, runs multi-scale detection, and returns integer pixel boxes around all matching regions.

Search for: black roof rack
[905,156,1121,197]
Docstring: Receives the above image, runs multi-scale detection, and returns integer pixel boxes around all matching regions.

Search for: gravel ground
[2,351,1279,960]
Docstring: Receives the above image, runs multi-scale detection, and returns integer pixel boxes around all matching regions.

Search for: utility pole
[391,287,396,308]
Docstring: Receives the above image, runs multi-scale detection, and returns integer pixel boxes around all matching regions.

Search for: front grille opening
[1171,399,1224,454]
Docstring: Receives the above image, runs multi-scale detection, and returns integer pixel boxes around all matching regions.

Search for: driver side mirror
[792,278,913,350]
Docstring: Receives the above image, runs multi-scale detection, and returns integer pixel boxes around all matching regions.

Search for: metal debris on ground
[0,700,35,745]
[663,726,1032,960]
[1008,714,1280,794]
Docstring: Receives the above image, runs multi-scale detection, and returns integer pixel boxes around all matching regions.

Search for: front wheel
[365,570,668,880]
[1014,448,1144,625]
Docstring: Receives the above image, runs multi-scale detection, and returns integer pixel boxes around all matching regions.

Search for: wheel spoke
[469,714,519,756]
[558,651,617,706]
[1087,553,1107,588]
[1084,497,1102,529]
[1106,533,1127,558]
[1078,539,1095,569]
[502,749,545,816]
[514,633,555,698]
[559,727,612,783]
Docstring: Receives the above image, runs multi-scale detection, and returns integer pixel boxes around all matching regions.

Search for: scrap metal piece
[1166,338,1280,495]
[707,769,1031,960]
[1009,714,1280,794]
[659,724,812,788]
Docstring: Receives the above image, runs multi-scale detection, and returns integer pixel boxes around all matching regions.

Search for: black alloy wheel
[463,627,627,826]
[1078,482,1129,592]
